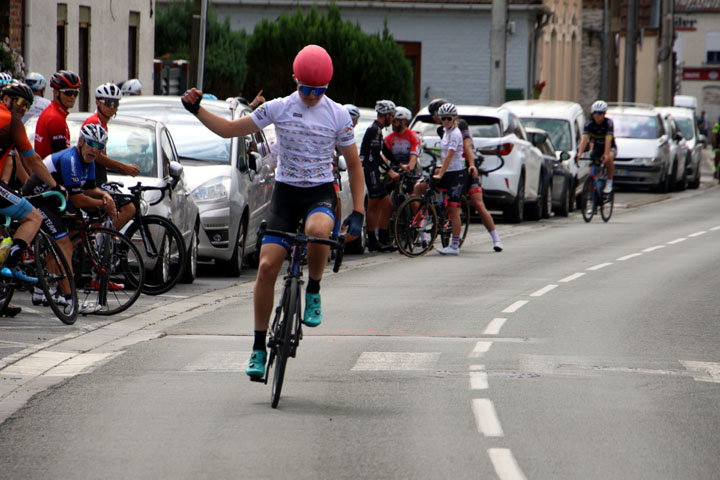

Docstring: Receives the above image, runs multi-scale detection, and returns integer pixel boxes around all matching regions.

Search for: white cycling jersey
[22,95,51,124]
[250,91,355,187]
[441,125,465,172]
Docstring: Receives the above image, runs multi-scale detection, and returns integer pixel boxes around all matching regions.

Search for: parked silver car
[525,127,572,217]
[119,96,275,276]
[655,106,703,189]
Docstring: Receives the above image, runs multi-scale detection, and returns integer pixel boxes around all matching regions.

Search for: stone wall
[579,9,603,113]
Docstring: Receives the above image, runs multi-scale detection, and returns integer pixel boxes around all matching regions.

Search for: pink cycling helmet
[293,45,333,86]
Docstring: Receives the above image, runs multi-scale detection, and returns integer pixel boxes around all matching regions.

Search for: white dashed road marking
[469,341,493,358]
[711,226,720,231]
[559,272,585,283]
[688,231,707,237]
[643,245,665,252]
[483,318,507,335]
[530,284,558,297]
[351,352,440,371]
[469,368,489,390]
[488,448,528,480]
[502,301,528,313]
[617,253,642,261]
[667,237,687,245]
[680,361,720,383]
[587,262,612,271]
[182,351,250,372]
[472,398,504,437]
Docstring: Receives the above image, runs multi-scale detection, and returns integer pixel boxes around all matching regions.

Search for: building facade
[0,0,155,112]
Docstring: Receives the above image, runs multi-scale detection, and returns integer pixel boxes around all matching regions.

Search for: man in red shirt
[34,71,81,160]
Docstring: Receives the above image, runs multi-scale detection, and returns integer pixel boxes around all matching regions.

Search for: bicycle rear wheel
[124,215,187,295]
[35,232,78,325]
[580,178,595,223]
[393,197,438,258]
[601,191,614,222]
[271,277,298,408]
[440,195,471,248]
[80,227,145,316]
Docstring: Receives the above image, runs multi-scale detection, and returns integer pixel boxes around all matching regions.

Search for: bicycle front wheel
[580,178,595,223]
[440,195,471,248]
[393,197,438,258]
[35,232,78,325]
[81,227,145,316]
[601,191,614,222]
[124,215,187,295]
[271,277,298,408]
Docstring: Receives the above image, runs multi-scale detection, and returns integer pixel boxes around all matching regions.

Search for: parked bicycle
[252,220,344,408]
[579,155,614,223]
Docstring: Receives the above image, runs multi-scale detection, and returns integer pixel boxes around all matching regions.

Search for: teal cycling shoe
[302,292,322,327]
[1,267,37,284]
[246,350,267,378]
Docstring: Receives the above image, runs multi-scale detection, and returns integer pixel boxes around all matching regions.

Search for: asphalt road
[0,154,718,479]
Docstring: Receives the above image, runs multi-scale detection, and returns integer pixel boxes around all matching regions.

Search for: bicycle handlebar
[256,221,345,272]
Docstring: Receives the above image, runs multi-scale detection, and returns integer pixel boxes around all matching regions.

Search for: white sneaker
[79,301,101,315]
[493,240,503,252]
[437,245,459,256]
[603,183,612,194]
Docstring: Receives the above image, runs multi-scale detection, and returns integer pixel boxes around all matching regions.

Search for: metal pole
[198,0,208,90]
[659,0,674,105]
[600,0,609,100]
[623,0,638,102]
[189,0,208,90]
[489,0,508,106]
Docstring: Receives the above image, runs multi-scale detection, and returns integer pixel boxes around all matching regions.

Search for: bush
[0,38,25,79]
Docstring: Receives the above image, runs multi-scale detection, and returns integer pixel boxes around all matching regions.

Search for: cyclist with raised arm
[360,100,398,252]
[34,70,81,160]
[0,83,66,314]
[181,44,365,380]
[577,100,615,195]
[22,72,51,124]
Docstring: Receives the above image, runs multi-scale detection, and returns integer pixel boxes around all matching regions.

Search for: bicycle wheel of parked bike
[600,190,614,222]
[440,195,471,248]
[270,277,298,409]
[580,178,595,223]
[35,231,78,325]
[78,227,144,316]
[393,197,438,258]
[124,215,187,295]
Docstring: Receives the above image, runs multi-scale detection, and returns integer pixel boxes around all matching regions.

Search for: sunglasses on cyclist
[441,116,454,122]
[101,98,120,108]
[84,139,106,150]
[297,82,328,97]
[14,97,33,108]
[60,89,79,97]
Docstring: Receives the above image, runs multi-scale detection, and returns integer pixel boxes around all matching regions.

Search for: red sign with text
[682,68,720,81]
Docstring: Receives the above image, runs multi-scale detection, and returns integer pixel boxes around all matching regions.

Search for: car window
[675,117,695,140]
[504,113,525,139]
[519,118,572,151]
[609,114,661,139]
[160,129,175,177]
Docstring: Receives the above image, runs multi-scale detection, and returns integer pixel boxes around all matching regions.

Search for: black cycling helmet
[50,70,81,90]
[2,82,35,105]
[428,98,448,116]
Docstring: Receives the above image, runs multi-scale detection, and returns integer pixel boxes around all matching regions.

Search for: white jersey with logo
[250,92,355,187]
[441,125,465,172]
[22,95,51,124]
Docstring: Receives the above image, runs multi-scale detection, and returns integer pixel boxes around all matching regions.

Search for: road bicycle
[252,220,344,408]
[108,181,188,295]
[0,191,78,324]
[580,157,614,223]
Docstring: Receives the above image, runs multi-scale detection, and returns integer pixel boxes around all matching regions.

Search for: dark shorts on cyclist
[263,181,337,250]
[464,173,482,196]
[436,170,467,206]
[364,165,388,199]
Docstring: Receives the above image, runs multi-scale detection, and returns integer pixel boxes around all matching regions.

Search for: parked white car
[655,106,703,189]
[502,100,589,211]
[606,104,672,192]
[659,112,690,191]
[410,105,546,223]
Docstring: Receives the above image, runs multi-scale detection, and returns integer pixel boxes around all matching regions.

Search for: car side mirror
[337,155,347,172]
[169,161,183,188]
[249,151,262,172]
[558,151,570,161]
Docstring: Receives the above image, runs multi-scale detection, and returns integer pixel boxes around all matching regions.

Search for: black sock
[253,330,267,351]
[367,230,378,244]
[307,277,320,294]
[378,229,390,243]
[4,239,28,269]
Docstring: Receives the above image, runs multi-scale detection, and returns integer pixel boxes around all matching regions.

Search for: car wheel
[503,173,525,223]
[676,158,688,191]
[180,224,198,284]
[541,175,552,219]
[655,166,670,193]
[688,165,700,189]
[668,159,678,192]
[218,218,246,277]
[554,177,570,217]
[525,172,543,221]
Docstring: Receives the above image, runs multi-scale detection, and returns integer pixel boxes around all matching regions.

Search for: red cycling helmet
[292,45,333,87]
[50,70,81,90]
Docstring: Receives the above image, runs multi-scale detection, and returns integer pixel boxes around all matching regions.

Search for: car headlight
[139,198,149,216]
[192,176,231,203]
[635,157,656,165]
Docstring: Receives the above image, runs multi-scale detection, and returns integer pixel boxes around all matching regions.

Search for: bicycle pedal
[249,375,265,383]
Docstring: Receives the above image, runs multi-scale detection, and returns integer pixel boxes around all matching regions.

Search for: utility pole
[489,0,507,106]
[600,0,610,100]
[623,0,638,102]
[189,0,208,90]
[659,0,674,105]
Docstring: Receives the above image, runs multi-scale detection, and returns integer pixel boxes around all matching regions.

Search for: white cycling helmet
[394,106,412,122]
[0,72,13,87]
[80,123,108,146]
[95,82,122,100]
[121,78,142,96]
[375,99,396,115]
[437,103,457,116]
[25,72,46,91]
[344,103,360,121]
[591,100,608,114]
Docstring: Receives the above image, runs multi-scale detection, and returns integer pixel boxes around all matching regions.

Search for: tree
[155,0,248,99]
[244,4,413,108]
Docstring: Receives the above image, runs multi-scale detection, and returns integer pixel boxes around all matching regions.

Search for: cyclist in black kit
[359,100,398,252]
[577,100,615,194]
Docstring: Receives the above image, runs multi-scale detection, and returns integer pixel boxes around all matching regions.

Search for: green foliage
[244,5,413,108]
[155,0,247,99]
[0,39,26,79]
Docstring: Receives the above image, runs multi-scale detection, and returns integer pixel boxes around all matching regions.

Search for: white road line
[483,318,507,335]
[469,370,489,390]
[688,231,707,237]
[617,253,642,261]
[667,237,687,245]
[351,352,441,371]
[710,226,720,231]
[587,262,612,271]
[559,272,585,283]
[488,448,528,480]
[472,399,504,437]
[502,300,528,313]
[1,351,74,376]
[469,341,493,358]
[530,284,558,297]
[680,360,720,383]
[469,364,485,371]
[643,245,665,252]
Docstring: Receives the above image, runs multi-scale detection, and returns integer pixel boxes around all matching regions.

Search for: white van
[673,95,698,115]
[501,100,589,212]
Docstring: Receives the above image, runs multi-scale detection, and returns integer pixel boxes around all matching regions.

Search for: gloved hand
[342,211,364,238]
[51,184,68,198]
[181,89,202,115]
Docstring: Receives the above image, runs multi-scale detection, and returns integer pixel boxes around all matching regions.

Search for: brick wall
[8,0,22,51]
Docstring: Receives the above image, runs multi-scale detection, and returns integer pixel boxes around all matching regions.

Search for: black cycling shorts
[364,165,388,199]
[436,170,467,206]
